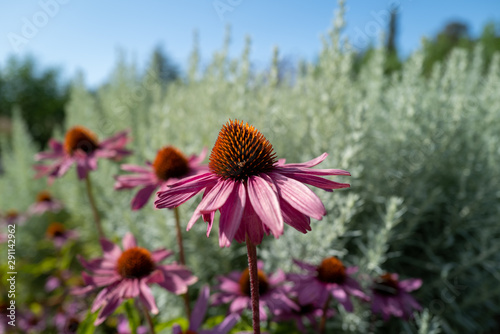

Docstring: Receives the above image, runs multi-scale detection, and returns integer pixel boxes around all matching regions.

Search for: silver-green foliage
[1,4,499,333]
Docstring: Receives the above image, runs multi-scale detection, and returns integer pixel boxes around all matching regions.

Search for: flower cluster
[9,121,422,333]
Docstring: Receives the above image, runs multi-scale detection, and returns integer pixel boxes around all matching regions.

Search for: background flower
[371,273,422,321]
[115,146,207,210]
[213,261,297,321]
[78,232,197,325]
[34,126,131,182]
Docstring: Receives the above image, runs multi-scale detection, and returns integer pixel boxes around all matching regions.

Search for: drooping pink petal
[279,171,350,191]
[270,172,326,220]
[139,280,159,314]
[247,176,283,238]
[197,179,235,214]
[279,198,311,233]
[218,181,246,247]
[131,184,158,210]
[94,293,123,326]
[189,286,210,331]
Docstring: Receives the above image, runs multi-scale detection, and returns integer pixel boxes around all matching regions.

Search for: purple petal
[399,278,422,292]
[151,249,172,263]
[247,176,283,238]
[115,174,156,189]
[189,286,210,330]
[122,233,137,250]
[218,181,245,247]
[229,296,249,313]
[211,313,240,334]
[271,172,326,220]
[279,198,311,233]
[198,179,234,214]
[120,164,152,174]
[331,286,353,312]
[279,153,328,168]
[139,280,159,314]
[131,184,158,210]
[94,294,123,326]
[100,238,122,262]
[280,171,350,191]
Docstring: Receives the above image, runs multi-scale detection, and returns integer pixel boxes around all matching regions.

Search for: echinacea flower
[0,209,27,225]
[29,190,63,215]
[288,257,368,312]
[371,273,422,321]
[46,222,78,248]
[34,126,131,182]
[155,119,350,247]
[115,146,208,210]
[213,262,297,321]
[173,285,239,334]
[78,232,197,326]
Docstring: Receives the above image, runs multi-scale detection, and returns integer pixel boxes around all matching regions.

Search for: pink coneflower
[34,126,131,182]
[213,262,297,321]
[371,273,422,321]
[288,257,368,312]
[78,232,197,326]
[18,309,46,333]
[155,119,350,247]
[46,222,78,248]
[1,209,27,225]
[173,285,239,334]
[29,190,63,215]
[115,146,207,210]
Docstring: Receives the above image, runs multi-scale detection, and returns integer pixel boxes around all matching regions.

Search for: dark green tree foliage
[0,56,69,148]
[147,45,179,84]
[422,21,500,75]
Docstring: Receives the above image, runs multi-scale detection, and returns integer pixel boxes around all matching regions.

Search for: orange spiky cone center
[209,119,277,180]
[36,190,53,202]
[64,126,99,155]
[117,247,155,279]
[316,257,347,284]
[6,210,19,220]
[239,267,270,297]
[152,146,190,181]
[46,222,66,238]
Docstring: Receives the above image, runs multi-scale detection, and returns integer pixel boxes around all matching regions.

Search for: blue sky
[0,0,498,87]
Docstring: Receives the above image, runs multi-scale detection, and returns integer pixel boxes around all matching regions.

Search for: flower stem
[84,174,105,239]
[319,295,331,334]
[141,300,156,334]
[173,207,186,265]
[245,234,261,334]
[172,208,191,317]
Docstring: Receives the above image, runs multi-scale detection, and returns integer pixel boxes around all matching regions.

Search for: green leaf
[77,310,98,334]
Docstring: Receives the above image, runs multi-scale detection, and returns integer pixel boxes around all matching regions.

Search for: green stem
[246,234,261,334]
[140,300,155,334]
[319,294,332,334]
[172,208,191,317]
[84,174,105,239]
[173,207,186,265]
